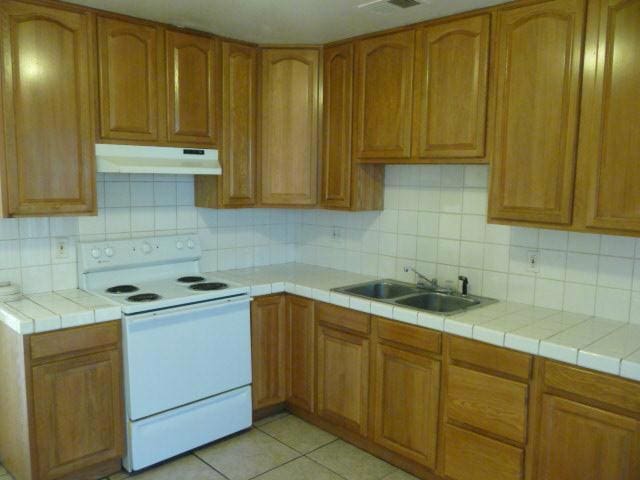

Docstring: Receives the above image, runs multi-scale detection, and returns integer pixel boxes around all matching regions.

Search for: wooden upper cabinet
[354,30,415,161]
[0,0,95,216]
[536,395,640,480]
[97,17,161,142]
[576,0,640,233]
[322,43,353,208]
[221,42,257,206]
[488,0,586,225]
[165,30,218,145]
[413,15,490,161]
[259,48,319,206]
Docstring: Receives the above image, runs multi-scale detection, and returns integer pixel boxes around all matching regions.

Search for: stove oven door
[123,295,251,421]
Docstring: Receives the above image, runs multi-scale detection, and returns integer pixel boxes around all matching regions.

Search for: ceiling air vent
[357,0,423,14]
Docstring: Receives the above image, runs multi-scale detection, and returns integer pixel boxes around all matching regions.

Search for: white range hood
[96,144,221,175]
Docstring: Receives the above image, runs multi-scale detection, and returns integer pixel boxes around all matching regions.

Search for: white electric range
[78,235,252,472]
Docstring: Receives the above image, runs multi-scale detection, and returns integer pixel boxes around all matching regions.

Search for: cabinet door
[286,295,315,412]
[488,0,586,225]
[97,17,161,142]
[251,295,287,410]
[260,48,319,206]
[413,15,490,160]
[222,41,257,206]
[32,350,123,480]
[166,30,218,145]
[577,0,640,232]
[354,30,415,160]
[0,1,95,216]
[321,43,353,208]
[372,343,440,468]
[317,324,369,436]
[537,395,640,480]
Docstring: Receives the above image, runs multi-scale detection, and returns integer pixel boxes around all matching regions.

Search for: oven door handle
[126,295,251,324]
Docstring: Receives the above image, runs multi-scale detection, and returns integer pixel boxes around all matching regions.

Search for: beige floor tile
[254,457,343,480]
[259,415,337,453]
[382,470,420,480]
[308,440,397,480]
[253,412,290,427]
[132,455,224,480]
[196,428,300,480]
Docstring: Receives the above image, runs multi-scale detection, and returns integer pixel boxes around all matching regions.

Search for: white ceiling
[67,0,509,44]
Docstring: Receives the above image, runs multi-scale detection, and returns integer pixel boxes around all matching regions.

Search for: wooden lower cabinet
[32,350,123,480]
[372,342,440,468]
[536,395,640,480]
[285,295,315,413]
[250,294,287,411]
[248,296,640,480]
[316,323,370,436]
[0,321,123,480]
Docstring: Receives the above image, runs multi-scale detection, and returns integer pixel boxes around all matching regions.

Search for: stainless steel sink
[395,292,480,313]
[338,280,420,300]
[332,279,496,315]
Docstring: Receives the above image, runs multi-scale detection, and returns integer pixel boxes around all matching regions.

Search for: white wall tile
[566,252,599,285]
[568,232,600,254]
[600,235,636,258]
[595,287,631,321]
[540,229,568,251]
[563,283,596,316]
[105,182,131,207]
[598,256,633,289]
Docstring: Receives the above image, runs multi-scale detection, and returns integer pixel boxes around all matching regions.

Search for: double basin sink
[332,279,496,315]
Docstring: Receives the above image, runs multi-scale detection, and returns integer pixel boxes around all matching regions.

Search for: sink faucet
[404,266,438,290]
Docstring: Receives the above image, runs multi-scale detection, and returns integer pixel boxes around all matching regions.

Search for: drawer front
[544,361,640,415]
[444,424,524,480]
[30,322,120,363]
[447,364,528,443]
[376,316,441,354]
[448,335,531,380]
[316,301,370,335]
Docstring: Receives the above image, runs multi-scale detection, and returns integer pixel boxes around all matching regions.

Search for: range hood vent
[95,144,221,175]
[358,0,424,14]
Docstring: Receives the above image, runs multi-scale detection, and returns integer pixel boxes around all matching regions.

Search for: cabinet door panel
[579,0,640,232]
[317,325,369,435]
[98,17,160,141]
[414,15,490,160]
[260,48,319,206]
[372,343,440,468]
[286,295,315,412]
[354,30,415,160]
[322,43,353,208]
[0,1,95,215]
[222,42,257,206]
[166,30,217,145]
[489,0,586,224]
[32,350,123,480]
[537,395,640,480]
[251,295,287,410]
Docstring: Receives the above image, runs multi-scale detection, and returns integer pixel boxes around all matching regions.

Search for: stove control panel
[78,235,202,272]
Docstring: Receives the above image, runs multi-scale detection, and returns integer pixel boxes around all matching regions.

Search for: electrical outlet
[527,250,540,273]
[54,237,70,260]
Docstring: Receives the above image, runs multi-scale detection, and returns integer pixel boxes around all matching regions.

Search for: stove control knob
[186,239,195,249]
[104,247,114,257]
[91,248,101,259]
[141,242,152,254]
[176,241,184,250]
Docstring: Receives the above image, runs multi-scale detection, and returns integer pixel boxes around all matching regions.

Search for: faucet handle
[458,276,469,296]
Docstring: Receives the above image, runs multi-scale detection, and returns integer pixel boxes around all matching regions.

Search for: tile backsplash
[0,173,297,294]
[294,165,640,324]
[0,166,638,324]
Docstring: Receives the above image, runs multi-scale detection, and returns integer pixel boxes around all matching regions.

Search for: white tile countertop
[0,290,121,335]
[209,263,640,383]
[1,263,638,382]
